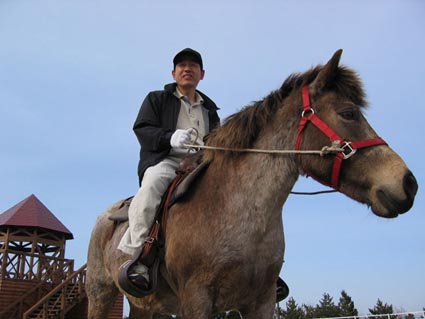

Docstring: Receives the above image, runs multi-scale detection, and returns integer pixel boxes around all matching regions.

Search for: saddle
[116,154,210,297]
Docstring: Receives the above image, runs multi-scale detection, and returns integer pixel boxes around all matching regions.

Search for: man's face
[172,59,205,89]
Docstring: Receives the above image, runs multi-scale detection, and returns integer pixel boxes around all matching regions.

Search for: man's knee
[143,163,177,192]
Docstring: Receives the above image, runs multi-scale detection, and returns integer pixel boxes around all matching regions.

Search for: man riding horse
[117,47,289,301]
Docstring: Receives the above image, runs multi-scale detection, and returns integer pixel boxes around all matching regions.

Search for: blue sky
[1,0,424,316]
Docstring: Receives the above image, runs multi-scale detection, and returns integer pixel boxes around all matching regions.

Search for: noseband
[295,86,387,190]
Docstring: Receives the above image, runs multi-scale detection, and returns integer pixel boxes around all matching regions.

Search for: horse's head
[297,50,418,218]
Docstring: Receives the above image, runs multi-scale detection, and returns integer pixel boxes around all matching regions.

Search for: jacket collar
[164,82,219,111]
[164,82,178,94]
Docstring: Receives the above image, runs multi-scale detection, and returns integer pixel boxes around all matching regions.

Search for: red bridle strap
[296,86,387,190]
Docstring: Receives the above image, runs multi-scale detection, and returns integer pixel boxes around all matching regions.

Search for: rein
[184,85,387,192]
[183,143,345,156]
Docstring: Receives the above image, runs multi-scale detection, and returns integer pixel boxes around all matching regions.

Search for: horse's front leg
[179,282,214,319]
[239,290,276,319]
[86,278,120,319]
[129,302,153,319]
[241,303,276,319]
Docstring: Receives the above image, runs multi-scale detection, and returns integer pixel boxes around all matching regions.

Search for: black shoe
[127,262,150,290]
[118,259,154,298]
[128,272,149,290]
[276,277,289,302]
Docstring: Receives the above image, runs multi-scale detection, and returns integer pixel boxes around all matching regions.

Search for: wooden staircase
[22,263,87,319]
[0,262,87,319]
[0,279,54,318]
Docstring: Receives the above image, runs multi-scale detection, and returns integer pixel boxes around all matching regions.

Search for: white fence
[312,311,425,319]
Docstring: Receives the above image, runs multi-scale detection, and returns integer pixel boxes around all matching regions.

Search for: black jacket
[134,82,220,184]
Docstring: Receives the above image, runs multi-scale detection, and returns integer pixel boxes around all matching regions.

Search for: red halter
[295,86,387,190]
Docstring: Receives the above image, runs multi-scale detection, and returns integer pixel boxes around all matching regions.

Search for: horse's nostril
[404,171,418,200]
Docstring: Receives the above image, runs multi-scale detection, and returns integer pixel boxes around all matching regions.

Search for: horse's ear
[310,49,343,96]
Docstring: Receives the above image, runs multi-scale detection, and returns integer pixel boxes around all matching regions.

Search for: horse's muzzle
[376,170,418,218]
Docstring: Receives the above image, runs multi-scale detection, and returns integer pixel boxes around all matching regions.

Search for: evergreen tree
[313,293,341,318]
[368,299,396,319]
[280,297,306,319]
[273,304,282,319]
[303,304,316,319]
[338,290,358,316]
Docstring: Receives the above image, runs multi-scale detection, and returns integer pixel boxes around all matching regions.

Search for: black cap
[173,48,203,69]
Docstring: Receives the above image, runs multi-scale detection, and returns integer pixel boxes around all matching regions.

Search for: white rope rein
[184,130,341,195]
[185,128,344,156]
[183,143,344,157]
[184,129,340,195]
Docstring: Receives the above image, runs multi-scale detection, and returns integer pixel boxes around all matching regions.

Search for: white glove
[170,128,194,148]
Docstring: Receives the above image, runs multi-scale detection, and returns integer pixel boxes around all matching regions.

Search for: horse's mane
[204,64,367,162]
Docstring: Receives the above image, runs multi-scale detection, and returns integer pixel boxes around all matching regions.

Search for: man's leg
[118,157,180,285]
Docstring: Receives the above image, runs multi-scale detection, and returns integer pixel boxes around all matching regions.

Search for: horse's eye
[339,108,357,121]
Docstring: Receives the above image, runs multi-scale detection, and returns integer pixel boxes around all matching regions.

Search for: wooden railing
[0,254,75,318]
[0,251,74,282]
[22,263,87,319]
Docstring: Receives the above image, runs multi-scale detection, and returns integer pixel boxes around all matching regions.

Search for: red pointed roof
[0,194,73,239]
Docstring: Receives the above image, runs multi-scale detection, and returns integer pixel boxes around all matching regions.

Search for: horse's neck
[209,131,299,210]
[239,155,296,202]
[204,102,300,229]
[203,153,296,238]
[246,116,300,203]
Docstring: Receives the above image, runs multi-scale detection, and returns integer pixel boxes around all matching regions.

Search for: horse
[86,50,418,319]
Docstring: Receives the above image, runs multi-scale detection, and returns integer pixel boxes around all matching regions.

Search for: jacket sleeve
[133,92,173,152]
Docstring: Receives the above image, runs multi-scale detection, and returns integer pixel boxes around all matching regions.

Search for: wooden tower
[0,194,123,319]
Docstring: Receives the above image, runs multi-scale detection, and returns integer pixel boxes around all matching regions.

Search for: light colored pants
[118,156,181,256]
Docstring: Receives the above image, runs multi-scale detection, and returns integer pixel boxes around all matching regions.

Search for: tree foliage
[368,298,396,319]
[311,292,341,318]
[338,290,358,316]
[279,297,306,319]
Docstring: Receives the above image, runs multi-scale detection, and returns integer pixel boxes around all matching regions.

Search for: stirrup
[118,251,160,298]
[276,277,289,302]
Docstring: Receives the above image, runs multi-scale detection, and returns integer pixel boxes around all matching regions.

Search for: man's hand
[170,128,194,148]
